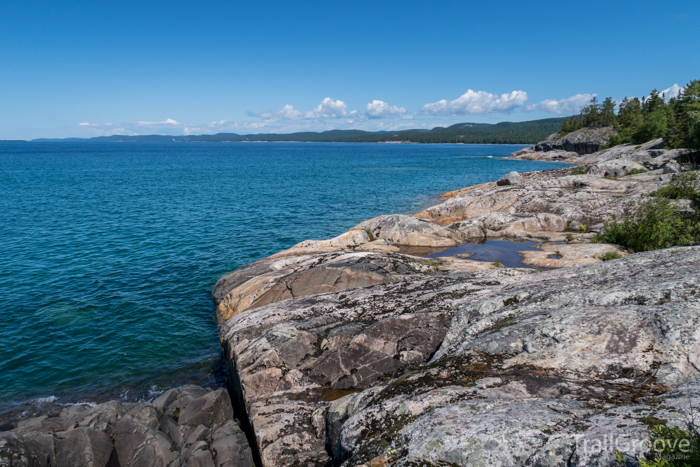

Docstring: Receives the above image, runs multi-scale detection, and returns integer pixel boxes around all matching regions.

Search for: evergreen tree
[600,97,617,126]
[676,80,700,149]
[612,97,643,145]
[642,89,666,115]
[580,97,601,126]
[635,110,668,143]
[561,119,572,135]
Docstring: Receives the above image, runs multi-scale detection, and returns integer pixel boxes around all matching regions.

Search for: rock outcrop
[416,170,675,232]
[217,246,700,467]
[212,251,492,321]
[219,266,531,466]
[512,127,617,158]
[511,133,690,170]
[496,171,524,186]
[0,386,253,467]
[353,214,463,247]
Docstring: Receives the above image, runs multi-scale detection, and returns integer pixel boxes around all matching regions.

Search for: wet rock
[496,170,524,186]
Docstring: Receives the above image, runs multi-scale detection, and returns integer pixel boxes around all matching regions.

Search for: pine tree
[600,97,617,127]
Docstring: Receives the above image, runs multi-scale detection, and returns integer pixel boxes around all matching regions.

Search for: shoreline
[3,137,699,466]
[0,143,558,422]
[15,140,535,146]
[208,137,699,466]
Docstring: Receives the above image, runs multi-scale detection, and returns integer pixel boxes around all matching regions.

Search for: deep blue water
[0,142,568,410]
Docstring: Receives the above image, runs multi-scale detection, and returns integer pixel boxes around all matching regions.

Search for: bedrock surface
[218,245,700,467]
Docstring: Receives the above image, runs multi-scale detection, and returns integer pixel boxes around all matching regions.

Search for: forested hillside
[33,118,568,145]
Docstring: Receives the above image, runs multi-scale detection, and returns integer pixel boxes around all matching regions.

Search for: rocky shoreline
[3,134,699,467]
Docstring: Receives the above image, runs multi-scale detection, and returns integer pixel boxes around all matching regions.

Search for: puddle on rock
[424,238,540,268]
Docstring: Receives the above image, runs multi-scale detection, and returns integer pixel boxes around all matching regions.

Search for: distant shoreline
[10,116,568,145]
[15,140,531,146]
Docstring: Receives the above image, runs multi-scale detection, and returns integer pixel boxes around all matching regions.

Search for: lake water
[0,142,568,413]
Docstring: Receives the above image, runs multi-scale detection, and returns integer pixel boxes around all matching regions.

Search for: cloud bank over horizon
[48,83,686,139]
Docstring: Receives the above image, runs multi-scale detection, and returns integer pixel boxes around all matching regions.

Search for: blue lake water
[0,142,569,411]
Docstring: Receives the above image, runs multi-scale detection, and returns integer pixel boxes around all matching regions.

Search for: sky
[1,0,699,140]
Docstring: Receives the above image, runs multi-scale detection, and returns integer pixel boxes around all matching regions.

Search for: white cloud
[313,98,355,119]
[137,118,179,125]
[420,89,528,116]
[251,98,357,120]
[78,122,98,126]
[524,93,594,115]
[660,84,684,101]
[366,100,410,119]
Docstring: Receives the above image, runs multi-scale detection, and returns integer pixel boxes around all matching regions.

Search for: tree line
[561,79,700,150]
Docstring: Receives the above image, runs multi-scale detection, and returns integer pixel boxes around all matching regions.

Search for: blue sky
[1,0,699,139]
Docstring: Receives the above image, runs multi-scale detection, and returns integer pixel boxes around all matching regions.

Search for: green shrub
[491,261,503,268]
[652,171,700,202]
[593,196,700,252]
[566,233,574,242]
[600,251,622,261]
[571,166,586,175]
[636,425,700,466]
[628,168,648,175]
[364,228,375,241]
[594,171,700,252]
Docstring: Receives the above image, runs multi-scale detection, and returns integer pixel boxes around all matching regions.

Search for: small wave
[32,396,58,404]
[60,401,97,408]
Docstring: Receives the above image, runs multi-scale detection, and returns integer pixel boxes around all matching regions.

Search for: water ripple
[0,142,568,410]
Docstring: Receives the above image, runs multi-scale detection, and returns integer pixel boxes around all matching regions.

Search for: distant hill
[32,117,567,145]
